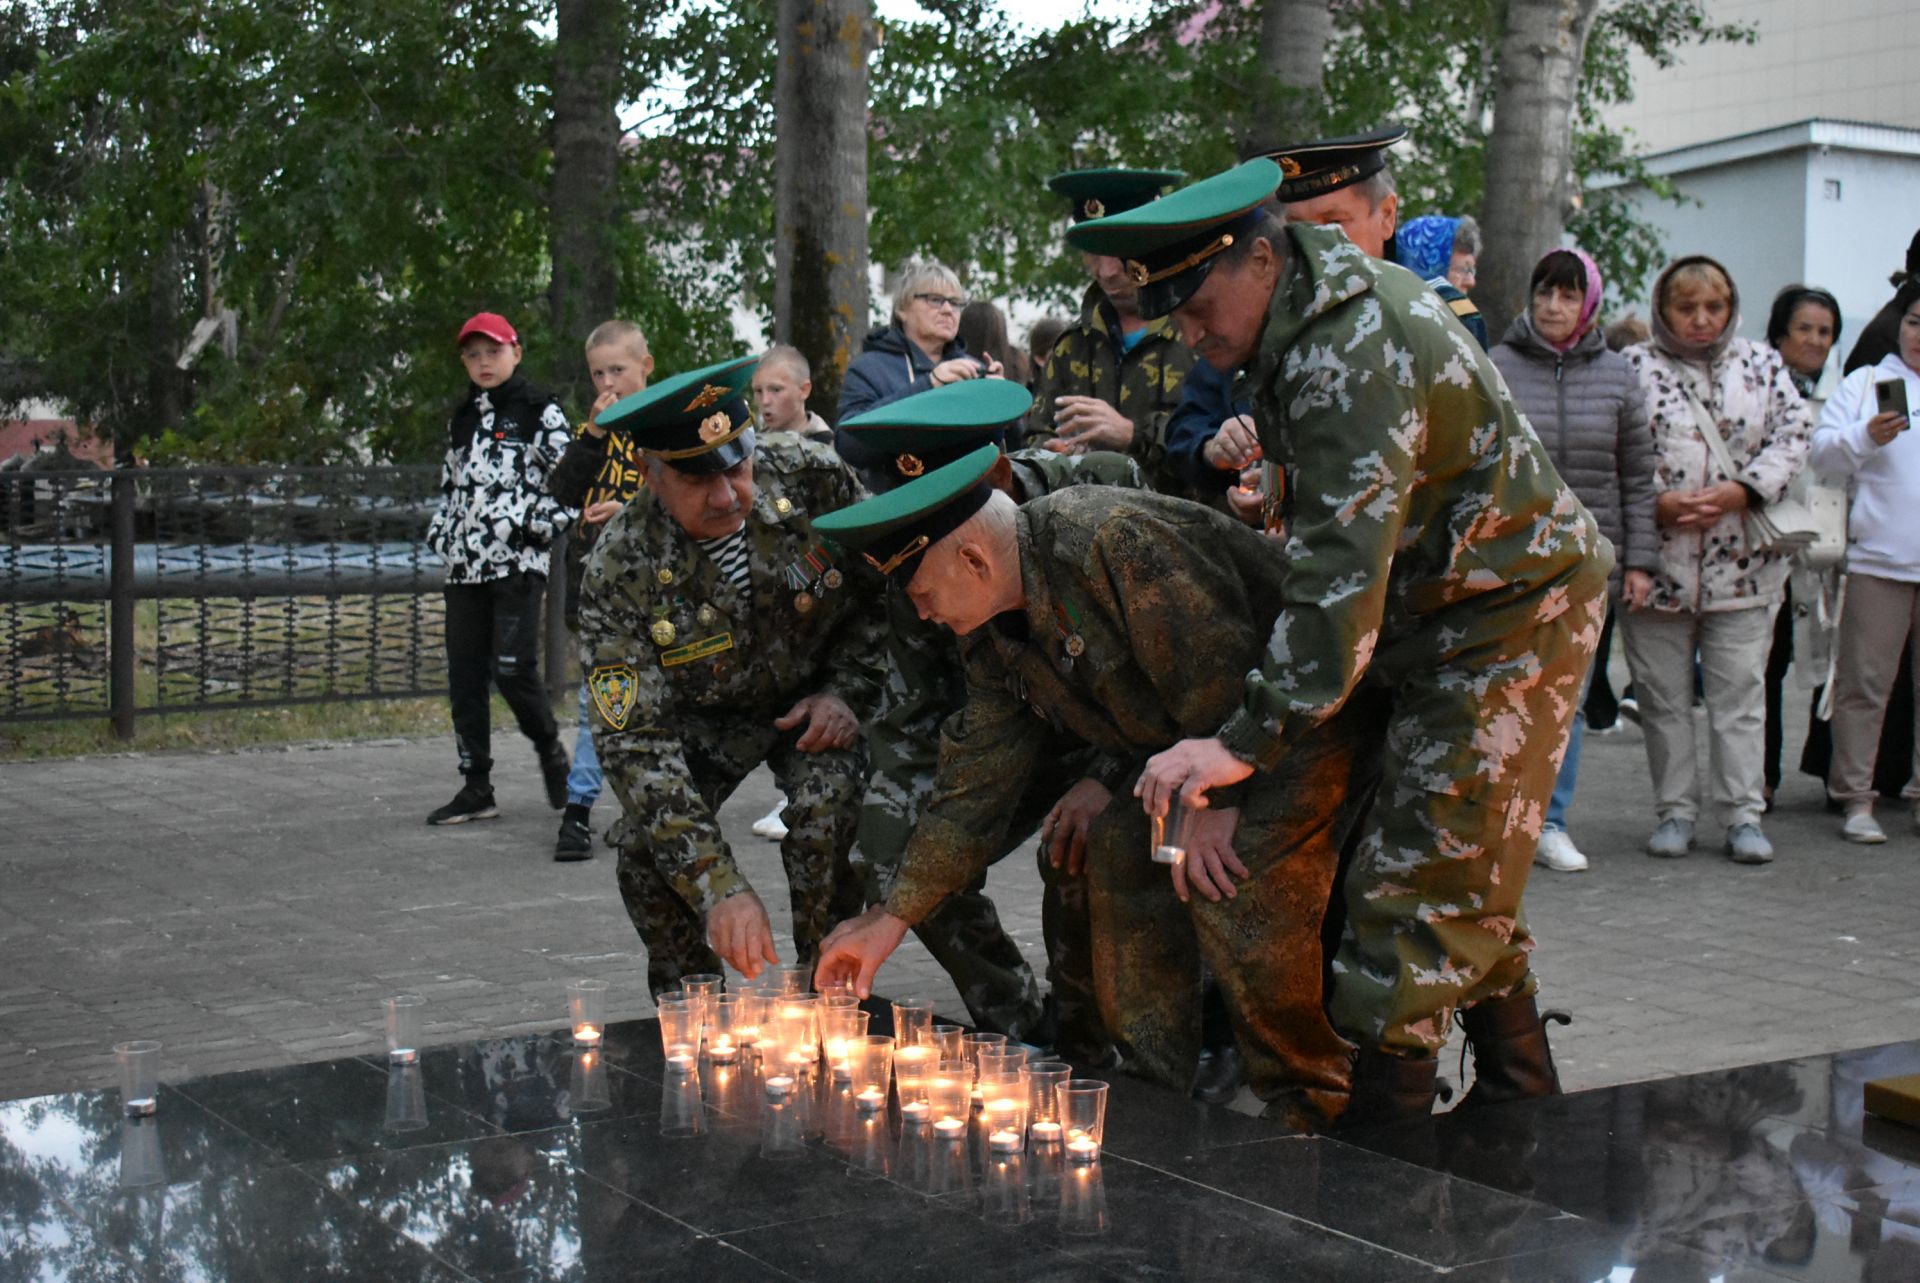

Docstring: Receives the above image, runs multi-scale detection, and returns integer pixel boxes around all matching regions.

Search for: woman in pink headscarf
[1491,247,1658,873]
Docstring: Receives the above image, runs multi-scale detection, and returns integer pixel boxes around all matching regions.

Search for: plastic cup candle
[115,1040,162,1117]
[568,979,609,1046]
[1151,797,1194,866]
[765,1073,795,1099]
[901,1100,932,1125]
[1031,1121,1063,1144]
[657,995,702,1069]
[963,1033,1007,1102]
[1062,1079,1108,1163]
[934,1117,966,1139]
[852,1034,894,1111]
[980,1070,1028,1154]
[1026,1060,1071,1141]
[890,997,934,1052]
[820,1005,869,1082]
[931,1024,964,1060]
[929,1059,971,1134]
[708,993,751,1063]
[383,994,424,1065]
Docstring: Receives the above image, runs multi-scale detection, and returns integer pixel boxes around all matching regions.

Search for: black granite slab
[8,1017,1920,1282]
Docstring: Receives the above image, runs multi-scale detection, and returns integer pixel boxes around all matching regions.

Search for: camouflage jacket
[867,448,1149,793]
[884,488,1294,925]
[1215,223,1611,772]
[578,436,887,914]
[1022,284,1194,490]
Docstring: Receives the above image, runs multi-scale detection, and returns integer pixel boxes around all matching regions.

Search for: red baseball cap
[456,312,519,346]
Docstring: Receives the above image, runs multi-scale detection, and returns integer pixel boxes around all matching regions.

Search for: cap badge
[896,453,926,478]
[698,412,732,444]
[1125,260,1150,286]
[1084,198,1105,219]
[684,383,728,413]
[1279,157,1302,178]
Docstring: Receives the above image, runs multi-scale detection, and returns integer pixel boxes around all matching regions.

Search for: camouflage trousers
[1085,692,1387,1127]
[856,753,1103,1055]
[1331,577,1607,1058]
[615,713,867,998]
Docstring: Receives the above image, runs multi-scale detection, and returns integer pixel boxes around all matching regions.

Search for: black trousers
[444,571,558,781]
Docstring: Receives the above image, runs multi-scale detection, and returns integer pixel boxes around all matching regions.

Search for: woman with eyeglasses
[835,260,1002,489]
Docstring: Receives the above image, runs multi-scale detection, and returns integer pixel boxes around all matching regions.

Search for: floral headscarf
[1395,215,1461,283]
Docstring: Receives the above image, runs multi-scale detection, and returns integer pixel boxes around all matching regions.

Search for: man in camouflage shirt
[813,443,1387,1129]
[840,380,1147,1057]
[1022,169,1195,495]
[1080,161,1612,1123]
[578,356,884,994]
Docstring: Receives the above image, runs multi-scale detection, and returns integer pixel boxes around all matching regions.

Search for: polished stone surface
[6,1018,1920,1281]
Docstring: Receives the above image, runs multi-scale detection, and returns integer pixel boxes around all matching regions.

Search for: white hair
[891,259,964,320]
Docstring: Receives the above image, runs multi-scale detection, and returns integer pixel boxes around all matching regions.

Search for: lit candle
[781,1004,807,1021]
[988,1128,1021,1152]
[901,1100,931,1124]
[765,1074,794,1098]
[573,1023,602,1046]
[1030,1120,1062,1143]
[894,1045,931,1068]
[1067,1137,1100,1163]
[665,1041,695,1072]
[708,1034,737,1062]
[667,1053,693,1072]
[934,1116,965,1139]
[786,1050,815,1074]
[855,1085,885,1111]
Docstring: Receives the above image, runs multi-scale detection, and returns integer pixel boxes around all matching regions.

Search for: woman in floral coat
[1623,256,1812,864]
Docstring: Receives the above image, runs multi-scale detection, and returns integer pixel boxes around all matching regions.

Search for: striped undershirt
[696,527,752,590]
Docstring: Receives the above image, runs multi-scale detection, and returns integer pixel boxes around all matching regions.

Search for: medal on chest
[1053,600,1086,669]
[783,540,844,615]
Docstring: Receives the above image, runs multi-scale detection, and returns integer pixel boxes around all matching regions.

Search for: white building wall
[1801,146,1920,344]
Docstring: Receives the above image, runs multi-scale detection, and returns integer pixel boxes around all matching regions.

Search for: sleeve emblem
[589,663,639,730]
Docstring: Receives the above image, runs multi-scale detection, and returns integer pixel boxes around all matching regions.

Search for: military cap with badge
[1064,158,1285,320]
[597,353,758,473]
[1046,167,1185,225]
[1248,125,1406,202]
[838,378,1034,486]
[812,443,1003,585]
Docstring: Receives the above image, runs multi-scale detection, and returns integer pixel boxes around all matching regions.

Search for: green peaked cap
[1046,167,1185,223]
[839,379,1032,485]
[597,353,757,474]
[811,443,1001,583]
[1065,158,1281,319]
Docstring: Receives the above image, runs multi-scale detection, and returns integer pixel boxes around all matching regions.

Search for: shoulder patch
[589,663,639,730]
[1447,296,1480,318]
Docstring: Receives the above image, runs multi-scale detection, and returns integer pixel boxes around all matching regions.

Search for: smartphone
[1877,378,1910,423]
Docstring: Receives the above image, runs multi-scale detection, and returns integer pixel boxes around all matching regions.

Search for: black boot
[537,741,570,810]
[1456,994,1568,1109]
[1342,1048,1439,1127]
[554,803,593,862]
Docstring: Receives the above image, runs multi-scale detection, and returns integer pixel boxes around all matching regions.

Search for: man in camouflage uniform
[841,380,1146,1055]
[1080,160,1612,1122]
[578,356,884,995]
[1022,169,1196,495]
[813,440,1388,1128]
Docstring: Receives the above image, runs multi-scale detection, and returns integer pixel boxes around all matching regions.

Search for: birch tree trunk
[1477,0,1602,338]
[549,0,622,404]
[1246,0,1331,149]
[775,0,874,425]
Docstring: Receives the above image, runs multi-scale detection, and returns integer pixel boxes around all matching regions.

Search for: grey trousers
[1828,573,1920,806]
[1622,602,1778,829]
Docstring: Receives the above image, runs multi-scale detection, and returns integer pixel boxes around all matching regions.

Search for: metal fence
[0,466,567,737]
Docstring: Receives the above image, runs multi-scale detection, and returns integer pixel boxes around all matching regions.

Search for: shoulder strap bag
[1681,382,1823,557]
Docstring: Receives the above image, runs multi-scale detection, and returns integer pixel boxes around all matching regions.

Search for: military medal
[783,542,842,609]
[651,619,677,646]
[773,496,793,516]
[823,568,843,590]
[656,568,675,586]
[696,604,718,627]
[1053,601,1086,667]
[794,591,815,614]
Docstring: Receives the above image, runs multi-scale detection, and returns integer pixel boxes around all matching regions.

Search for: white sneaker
[1841,809,1888,845]
[1534,828,1589,872]
[751,800,789,840]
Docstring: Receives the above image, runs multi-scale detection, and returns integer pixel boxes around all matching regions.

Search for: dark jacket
[1491,313,1659,585]
[834,324,980,486]
[549,426,646,626]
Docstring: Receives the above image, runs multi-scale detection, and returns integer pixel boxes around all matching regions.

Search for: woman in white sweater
[1812,280,1920,843]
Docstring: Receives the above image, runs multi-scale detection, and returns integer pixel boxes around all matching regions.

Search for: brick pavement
[2,674,1917,1105]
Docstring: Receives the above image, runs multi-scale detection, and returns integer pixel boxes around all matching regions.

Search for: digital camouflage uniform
[1213,224,1614,1057]
[1022,284,1194,494]
[854,447,1146,1053]
[579,437,885,996]
[883,487,1386,1125]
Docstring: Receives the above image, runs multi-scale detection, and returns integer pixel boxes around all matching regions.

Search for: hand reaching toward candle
[1136,736,1253,818]
[814,907,910,999]
[1170,806,1245,904]
[1041,776,1110,875]
[774,692,860,753]
[706,891,779,978]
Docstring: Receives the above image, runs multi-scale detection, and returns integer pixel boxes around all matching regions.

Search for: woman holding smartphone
[1812,280,1920,842]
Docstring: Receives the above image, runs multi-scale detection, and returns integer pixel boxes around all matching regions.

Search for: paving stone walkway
[3,676,1917,1104]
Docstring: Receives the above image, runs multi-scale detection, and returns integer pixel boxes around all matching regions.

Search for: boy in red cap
[424,312,576,825]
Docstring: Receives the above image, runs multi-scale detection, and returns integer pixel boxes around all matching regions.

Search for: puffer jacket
[834,324,982,487]
[1623,333,1812,614]
[1492,313,1658,591]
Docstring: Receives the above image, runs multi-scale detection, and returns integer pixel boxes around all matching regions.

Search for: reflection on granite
[7,1020,1920,1280]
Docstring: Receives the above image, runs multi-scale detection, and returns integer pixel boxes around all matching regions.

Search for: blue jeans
[1545,656,1597,831]
[568,682,603,808]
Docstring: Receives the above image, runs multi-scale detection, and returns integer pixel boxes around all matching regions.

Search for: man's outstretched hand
[813,907,910,999]
[707,891,779,979]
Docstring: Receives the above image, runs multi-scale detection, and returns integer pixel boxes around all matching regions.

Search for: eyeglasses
[913,293,969,312]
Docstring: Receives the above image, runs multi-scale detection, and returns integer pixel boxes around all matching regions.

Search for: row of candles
[646,973,1109,1161]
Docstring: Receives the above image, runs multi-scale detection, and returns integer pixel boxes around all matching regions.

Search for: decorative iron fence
[0,466,568,736]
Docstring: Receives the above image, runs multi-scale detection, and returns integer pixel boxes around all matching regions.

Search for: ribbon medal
[784,541,843,614]
[1053,600,1086,667]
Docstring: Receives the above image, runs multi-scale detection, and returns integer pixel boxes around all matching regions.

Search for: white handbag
[1683,385,1831,557]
